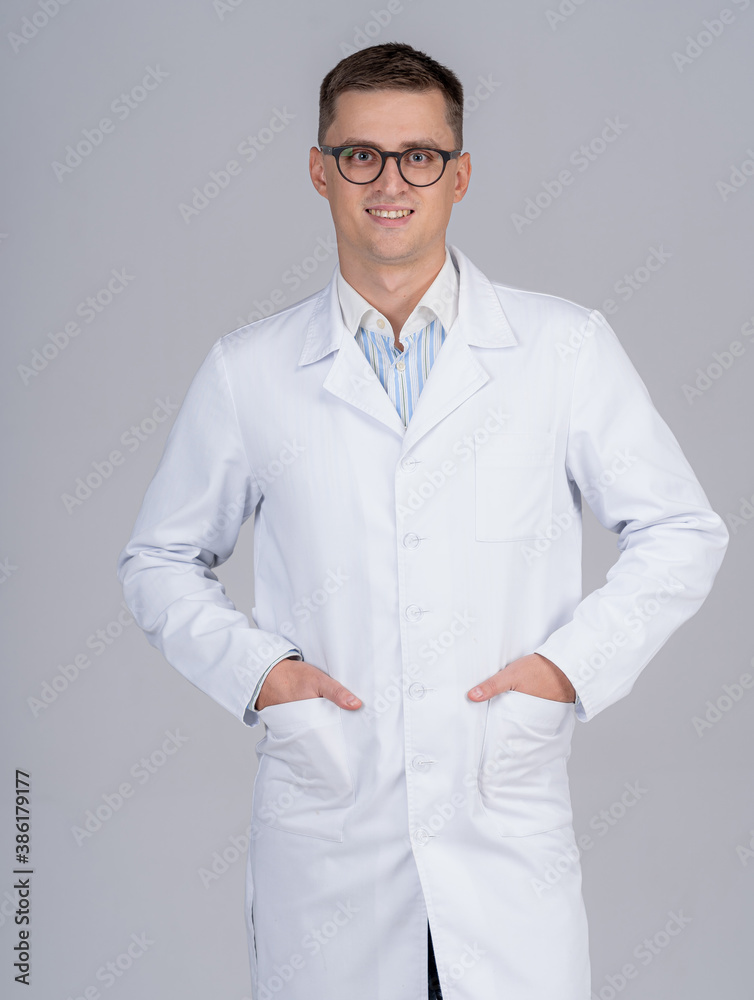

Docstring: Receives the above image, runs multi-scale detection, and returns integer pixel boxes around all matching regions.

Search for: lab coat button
[402,532,420,548]
[408,683,426,700]
[413,827,430,846]
[401,457,417,472]
[411,755,433,771]
[405,604,424,621]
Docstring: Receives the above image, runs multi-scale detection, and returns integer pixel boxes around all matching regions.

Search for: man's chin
[358,233,422,264]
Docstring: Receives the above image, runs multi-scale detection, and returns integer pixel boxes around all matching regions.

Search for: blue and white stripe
[355,318,447,427]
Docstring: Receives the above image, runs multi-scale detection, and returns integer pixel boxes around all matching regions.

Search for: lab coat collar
[336,244,459,343]
[297,243,518,367]
[296,244,519,450]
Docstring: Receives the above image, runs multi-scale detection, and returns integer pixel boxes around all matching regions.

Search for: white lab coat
[116,244,728,999]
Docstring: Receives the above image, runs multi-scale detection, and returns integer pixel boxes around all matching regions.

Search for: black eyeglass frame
[320,144,463,187]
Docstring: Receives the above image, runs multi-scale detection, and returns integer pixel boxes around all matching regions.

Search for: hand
[254,658,362,712]
[467,653,576,704]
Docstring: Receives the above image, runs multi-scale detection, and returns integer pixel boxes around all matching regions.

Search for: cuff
[246,648,302,714]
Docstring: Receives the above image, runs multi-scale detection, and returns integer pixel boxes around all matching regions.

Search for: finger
[317,674,361,710]
[467,669,507,702]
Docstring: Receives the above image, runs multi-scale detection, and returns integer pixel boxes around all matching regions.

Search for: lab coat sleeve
[116,335,303,729]
[534,309,729,723]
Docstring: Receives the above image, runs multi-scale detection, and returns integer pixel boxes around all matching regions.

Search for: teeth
[368,209,412,218]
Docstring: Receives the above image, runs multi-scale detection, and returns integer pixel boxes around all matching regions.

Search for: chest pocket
[475,430,555,541]
[253,697,354,842]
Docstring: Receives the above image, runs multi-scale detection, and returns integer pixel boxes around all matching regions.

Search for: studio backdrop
[1,1,752,997]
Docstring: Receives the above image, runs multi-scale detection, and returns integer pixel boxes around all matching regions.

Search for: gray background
[2,0,752,997]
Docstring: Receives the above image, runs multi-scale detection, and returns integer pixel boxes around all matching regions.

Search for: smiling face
[310,88,471,270]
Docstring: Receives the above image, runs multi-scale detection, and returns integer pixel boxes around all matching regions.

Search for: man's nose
[376,154,409,188]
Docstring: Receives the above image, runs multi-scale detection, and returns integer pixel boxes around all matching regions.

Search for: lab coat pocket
[478,690,575,837]
[254,697,355,842]
[475,431,555,541]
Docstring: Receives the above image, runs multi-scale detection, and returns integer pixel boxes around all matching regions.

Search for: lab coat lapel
[297,244,518,447]
[298,263,407,437]
[399,245,518,456]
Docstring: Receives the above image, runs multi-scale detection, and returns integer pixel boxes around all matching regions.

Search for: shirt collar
[336,245,459,345]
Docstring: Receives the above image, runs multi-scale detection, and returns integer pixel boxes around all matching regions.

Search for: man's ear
[309,146,329,199]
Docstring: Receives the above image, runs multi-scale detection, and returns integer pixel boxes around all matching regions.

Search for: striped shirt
[336,245,460,427]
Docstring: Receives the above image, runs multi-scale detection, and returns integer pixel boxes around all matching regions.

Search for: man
[116,43,729,1000]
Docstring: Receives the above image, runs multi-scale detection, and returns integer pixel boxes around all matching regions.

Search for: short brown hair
[318,42,464,150]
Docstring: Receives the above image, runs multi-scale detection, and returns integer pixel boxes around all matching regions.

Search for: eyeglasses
[320,144,462,187]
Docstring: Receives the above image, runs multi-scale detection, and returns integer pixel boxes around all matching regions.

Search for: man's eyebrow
[336,138,445,150]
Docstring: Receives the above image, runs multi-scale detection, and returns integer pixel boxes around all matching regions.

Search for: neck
[338,239,447,345]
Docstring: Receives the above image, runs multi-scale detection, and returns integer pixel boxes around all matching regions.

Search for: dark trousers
[428,922,443,999]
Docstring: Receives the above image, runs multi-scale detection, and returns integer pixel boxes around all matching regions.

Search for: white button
[408,683,426,700]
[395,360,405,372]
[377,318,385,329]
[405,605,424,621]
[413,827,430,846]
[402,532,420,548]
[401,457,417,472]
[411,755,433,771]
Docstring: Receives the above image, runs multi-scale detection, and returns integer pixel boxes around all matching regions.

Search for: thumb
[317,671,362,710]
